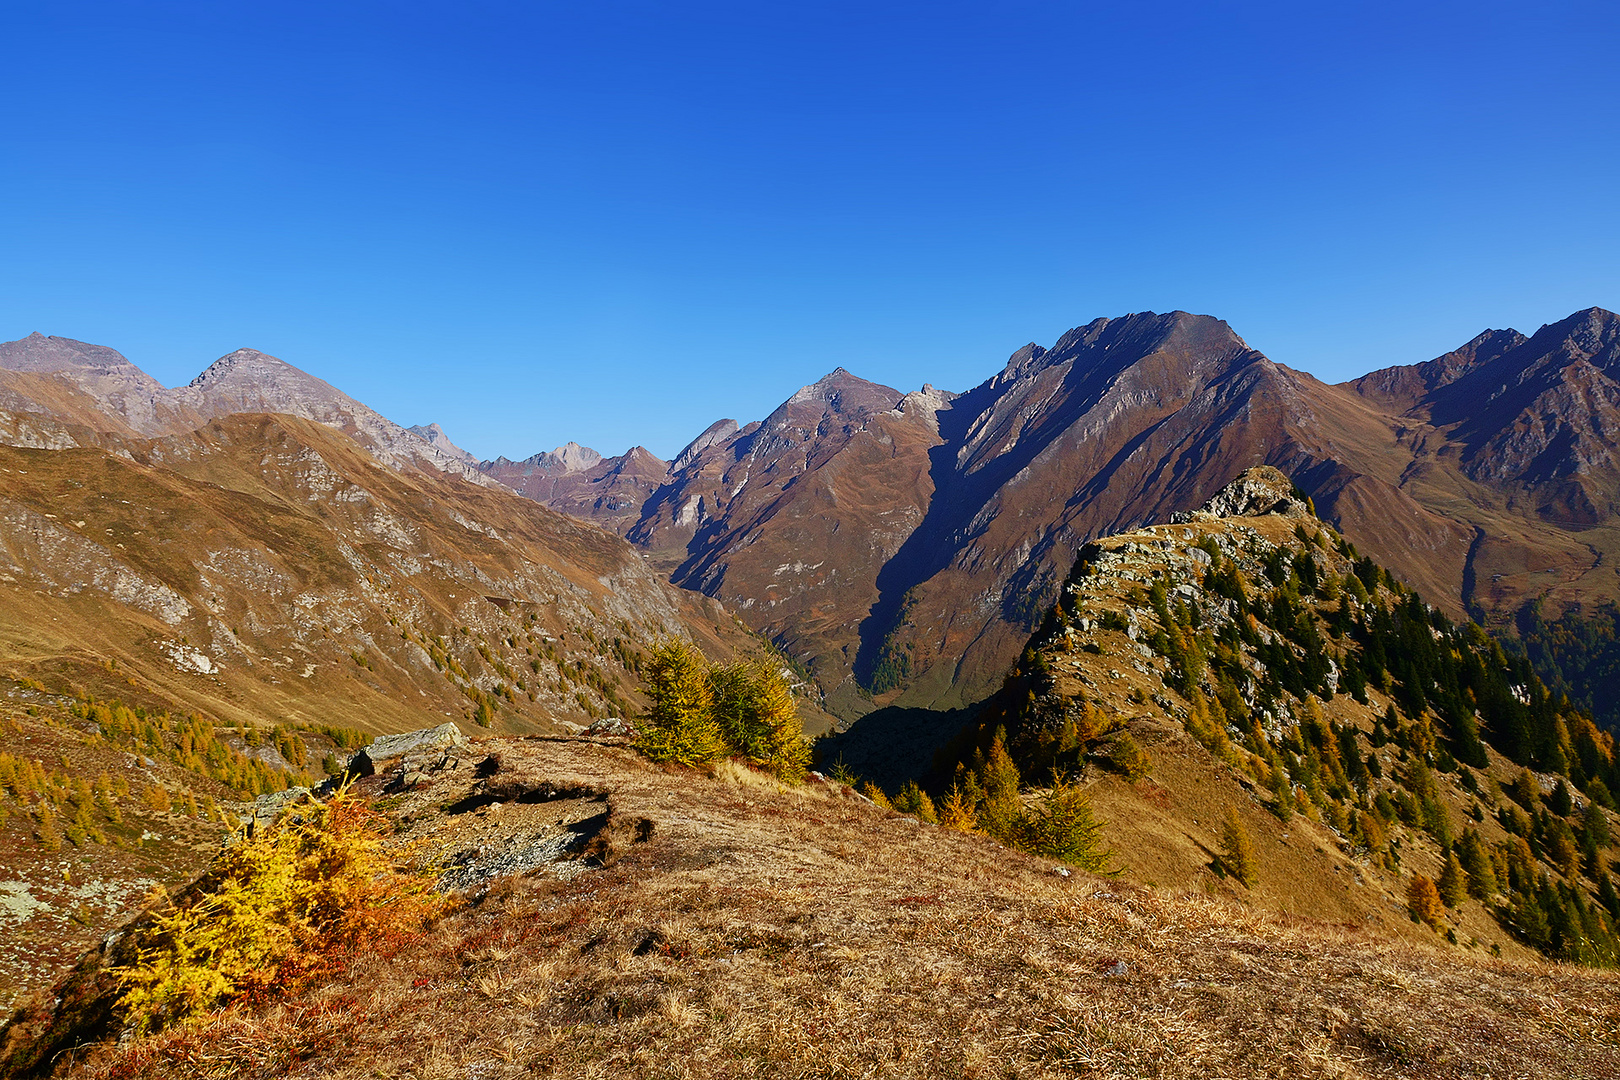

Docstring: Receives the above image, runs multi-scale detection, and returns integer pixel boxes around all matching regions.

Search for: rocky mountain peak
[784,368,902,413]
[1186,466,1313,520]
[508,441,605,475]
[0,333,162,387]
[185,348,303,391]
[406,423,477,464]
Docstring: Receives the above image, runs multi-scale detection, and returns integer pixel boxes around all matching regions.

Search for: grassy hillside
[0,680,367,1013]
[898,469,1620,967]
[5,736,1617,1078]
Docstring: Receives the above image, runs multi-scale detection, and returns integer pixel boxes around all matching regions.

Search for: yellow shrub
[114,788,447,1033]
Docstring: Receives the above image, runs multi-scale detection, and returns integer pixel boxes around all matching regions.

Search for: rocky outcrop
[1179,466,1312,520]
[350,722,470,776]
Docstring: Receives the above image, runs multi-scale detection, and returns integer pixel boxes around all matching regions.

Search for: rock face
[353,722,470,776]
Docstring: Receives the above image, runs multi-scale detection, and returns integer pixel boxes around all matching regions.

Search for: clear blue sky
[2,2,1616,461]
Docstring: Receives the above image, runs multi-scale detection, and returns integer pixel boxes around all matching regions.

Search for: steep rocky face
[0,338,491,488]
[480,444,670,536]
[619,369,945,710]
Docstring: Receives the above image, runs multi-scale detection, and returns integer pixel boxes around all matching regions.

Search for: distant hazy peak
[0,332,161,387]
[510,441,604,474]
[407,422,477,464]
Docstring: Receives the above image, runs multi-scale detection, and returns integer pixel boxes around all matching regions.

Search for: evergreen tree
[1019,780,1111,871]
[1458,829,1497,900]
[1407,875,1443,928]
[1550,779,1574,817]
[709,660,810,780]
[1599,873,1620,921]
[36,802,61,851]
[937,776,978,831]
[1220,805,1258,888]
[973,736,1024,843]
[1438,849,1466,908]
[635,639,725,768]
[892,780,937,823]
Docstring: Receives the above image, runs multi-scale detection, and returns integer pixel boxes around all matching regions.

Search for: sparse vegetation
[112,788,447,1035]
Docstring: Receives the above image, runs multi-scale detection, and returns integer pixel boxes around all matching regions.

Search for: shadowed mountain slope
[519,308,1620,724]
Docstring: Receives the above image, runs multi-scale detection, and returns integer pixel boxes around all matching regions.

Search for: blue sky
[2,2,1616,461]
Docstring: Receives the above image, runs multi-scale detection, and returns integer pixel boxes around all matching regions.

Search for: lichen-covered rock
[353,722,469,776]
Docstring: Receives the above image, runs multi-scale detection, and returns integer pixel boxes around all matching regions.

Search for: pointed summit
[407,423,476,464]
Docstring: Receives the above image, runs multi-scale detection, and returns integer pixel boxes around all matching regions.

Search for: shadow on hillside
[814,705,978,791]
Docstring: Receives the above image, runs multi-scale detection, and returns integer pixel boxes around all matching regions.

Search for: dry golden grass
[28,736,1620,1079]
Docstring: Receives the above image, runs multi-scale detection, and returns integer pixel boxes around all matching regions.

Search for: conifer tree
[973,735,1025,842]
[1438,849,1466,908]
[709,660,809,780]
[1219,805,1258,888]
[1020,780,1111,871]
[1267,759,1293,820]
[1407,874,1443,928]
[635,639,724,768]
[36,802,61,851]
[937,780,977,831]
[892,780,937,823]
[859,781,893,810]
[1599,873,1620,921]
[1458,829,1497,900]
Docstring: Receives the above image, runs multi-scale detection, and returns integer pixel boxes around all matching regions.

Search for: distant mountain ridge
[508,307,1620,721]
[8,309,1617,725]
[0,334,491,486]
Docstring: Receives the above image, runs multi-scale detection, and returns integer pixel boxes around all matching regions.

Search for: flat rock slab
[353,722,468,776]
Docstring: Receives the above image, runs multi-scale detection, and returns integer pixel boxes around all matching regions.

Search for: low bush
[114,788,447,1034]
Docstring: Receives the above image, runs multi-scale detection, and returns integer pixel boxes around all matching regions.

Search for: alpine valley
[3,310,1620,1079]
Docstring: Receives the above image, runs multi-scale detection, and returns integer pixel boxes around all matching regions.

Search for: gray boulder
[352,722,469,776]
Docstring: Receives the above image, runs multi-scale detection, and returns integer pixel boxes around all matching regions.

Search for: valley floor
[30,735,1620,1079]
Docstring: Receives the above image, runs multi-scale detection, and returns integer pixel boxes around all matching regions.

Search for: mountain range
[0,335,780,738]
[482,307,1620,721]
[1,308,1615,730]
